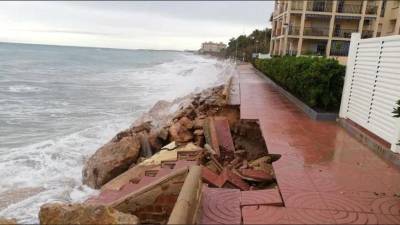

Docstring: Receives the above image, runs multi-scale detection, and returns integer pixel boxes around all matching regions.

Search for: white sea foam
[7,85,44,93]
[0,118,123,222]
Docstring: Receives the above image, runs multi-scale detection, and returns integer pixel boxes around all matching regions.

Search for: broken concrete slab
[168,166,202,225]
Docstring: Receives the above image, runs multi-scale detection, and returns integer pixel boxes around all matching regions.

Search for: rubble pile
[82,85,228,189]
[38,77,281,224]
[200,117,278,191]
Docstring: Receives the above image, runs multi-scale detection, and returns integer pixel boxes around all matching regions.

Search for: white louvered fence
[339,33,400,153]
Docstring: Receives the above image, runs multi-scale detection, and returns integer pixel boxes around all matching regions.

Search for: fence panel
[340,34,400,153]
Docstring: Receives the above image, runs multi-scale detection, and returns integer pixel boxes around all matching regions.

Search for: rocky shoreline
[81,85,228,190]
[2,76,278,224]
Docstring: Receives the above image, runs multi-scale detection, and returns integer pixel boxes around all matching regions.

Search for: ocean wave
[0,118,126,223]
[0,52,234,223]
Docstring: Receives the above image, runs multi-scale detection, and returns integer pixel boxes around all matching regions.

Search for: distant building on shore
[199,42,226,54]
[269,0,400,63]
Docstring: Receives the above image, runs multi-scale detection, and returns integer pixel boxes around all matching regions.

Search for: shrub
[254,56,345,111]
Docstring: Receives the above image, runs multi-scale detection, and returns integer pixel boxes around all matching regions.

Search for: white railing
[340,33,400,153]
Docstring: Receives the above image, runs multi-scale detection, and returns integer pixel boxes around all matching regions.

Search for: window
[381,0,387,17]
[393,0,400,8]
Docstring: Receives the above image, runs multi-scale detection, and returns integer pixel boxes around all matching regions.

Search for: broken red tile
[203,118,220,157]
[200,187,241,224]
[241,188,283,206]
[201,166,223,187]
[220,168,250,191]
[213,117,235,154]
[238,168,274,182]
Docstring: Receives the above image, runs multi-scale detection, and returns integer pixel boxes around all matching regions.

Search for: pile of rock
[82,85,227,189]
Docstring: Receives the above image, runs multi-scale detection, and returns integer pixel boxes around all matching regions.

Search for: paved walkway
[238,64,400,224]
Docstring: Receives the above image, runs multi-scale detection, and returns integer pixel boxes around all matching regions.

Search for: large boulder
[0,218,17,225]
[82,133,141,189]
[169,120,193,144]
[39,203,139,225]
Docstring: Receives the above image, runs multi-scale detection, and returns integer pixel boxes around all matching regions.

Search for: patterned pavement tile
[199,187,241,224]
[319,192,375,213]
[240,188,283,206]
[329,210,379,224]
[281,191,328,210]
[242,205,292,224]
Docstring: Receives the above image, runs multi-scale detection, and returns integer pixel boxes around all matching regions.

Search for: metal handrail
[306,1,333,12]
[291,1,304,10]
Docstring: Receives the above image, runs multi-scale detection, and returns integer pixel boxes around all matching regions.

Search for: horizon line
[0,41,199,52]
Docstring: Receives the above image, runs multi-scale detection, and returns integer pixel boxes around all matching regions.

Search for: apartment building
[377,0,400,37]
[199,42,226,53]
[269,0,399,62]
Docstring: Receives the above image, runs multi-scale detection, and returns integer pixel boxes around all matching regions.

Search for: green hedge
[254,56,346,111]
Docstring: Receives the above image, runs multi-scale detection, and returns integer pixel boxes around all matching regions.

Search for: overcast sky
[0,1,274,50]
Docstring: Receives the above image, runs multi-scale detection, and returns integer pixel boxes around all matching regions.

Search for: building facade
[199,42,226,53]
[270,0,400,61]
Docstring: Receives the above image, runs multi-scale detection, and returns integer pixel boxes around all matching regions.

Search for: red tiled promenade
[238,64,400,224]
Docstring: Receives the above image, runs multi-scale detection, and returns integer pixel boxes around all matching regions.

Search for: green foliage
[254,56,346,111]
[225,28,271,62]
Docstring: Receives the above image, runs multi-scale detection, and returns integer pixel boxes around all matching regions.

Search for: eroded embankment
[36,79,280,225]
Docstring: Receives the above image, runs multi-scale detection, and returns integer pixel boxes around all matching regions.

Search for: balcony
[306,1,333,12]
[291,1,304,11]
[288,26,300,35]
[330,41,350,56]
[333,28,358,38]
[365,5,378,15]
[336,3,362,14]
[361,30,374,38]
[276,29,282,36]
[286,49,298,56]
[303,26,330,36]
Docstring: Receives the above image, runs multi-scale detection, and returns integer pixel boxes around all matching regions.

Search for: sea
[0,42,234,222]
